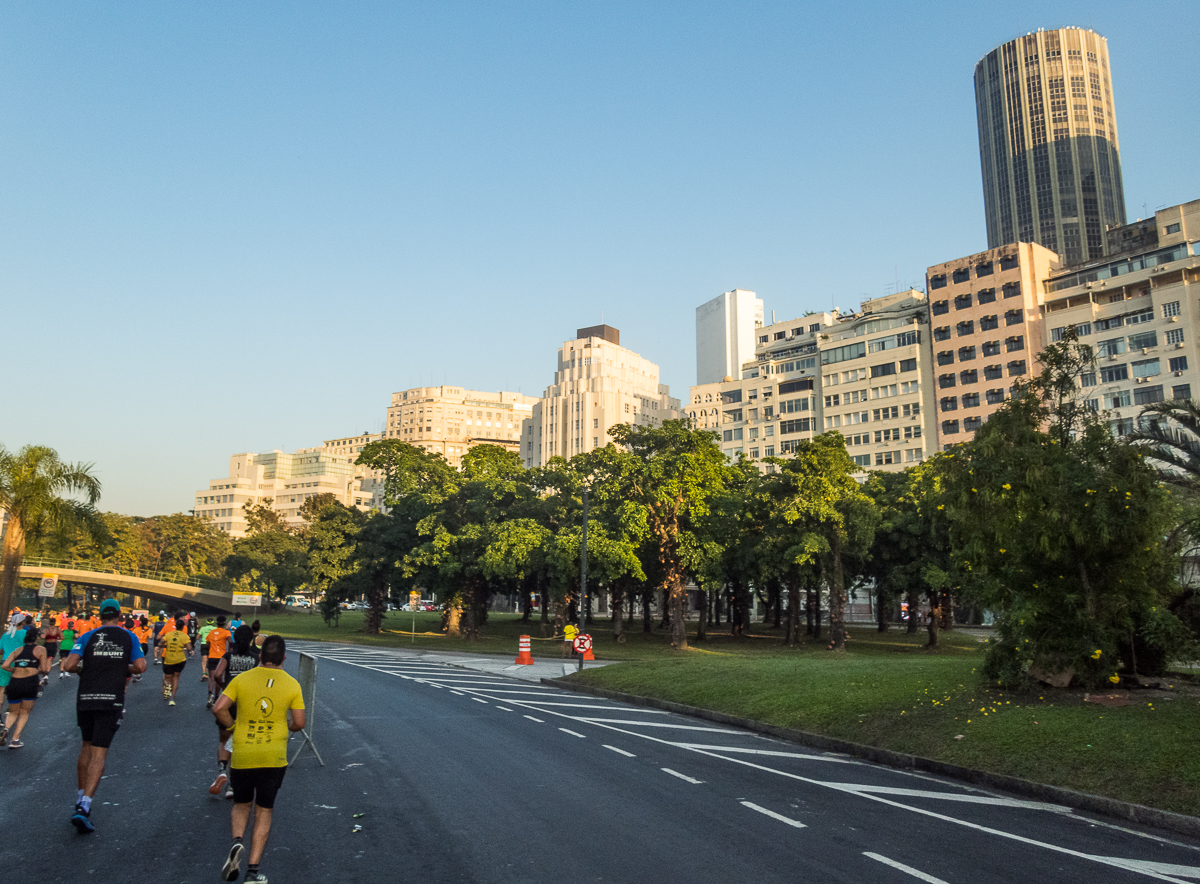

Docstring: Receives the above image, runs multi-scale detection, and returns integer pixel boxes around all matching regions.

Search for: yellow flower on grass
[1108,674,1120,684]
[1002,483,1011,490]
[1091,649,1102,659]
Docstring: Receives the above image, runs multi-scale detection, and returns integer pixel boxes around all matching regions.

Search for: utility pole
[579,486,588,673]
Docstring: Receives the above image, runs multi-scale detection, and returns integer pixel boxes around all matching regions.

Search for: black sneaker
[221,841,244,881]
[71,805,95,834]
[244,872,268,883]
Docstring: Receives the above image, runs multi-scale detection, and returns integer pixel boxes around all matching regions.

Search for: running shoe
[71,806,95,834]
[225,787,234,800]
[8,740,23,749]
[221,841,245,881]
[0,726,8,747]
[209,772,228,796]
[168,700,176,706]
[244,873,268,883]
[206,697,213,710]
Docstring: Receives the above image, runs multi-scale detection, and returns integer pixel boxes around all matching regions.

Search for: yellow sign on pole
[409,590,420,610]
[38,574,59,598]
[232,592,262,607]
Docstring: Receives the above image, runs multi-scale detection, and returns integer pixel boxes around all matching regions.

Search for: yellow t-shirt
[222,666,304,769]
[161,630,191,665]
[563,624,578,642]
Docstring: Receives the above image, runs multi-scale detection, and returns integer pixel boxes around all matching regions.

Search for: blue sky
[3,1,1197,516]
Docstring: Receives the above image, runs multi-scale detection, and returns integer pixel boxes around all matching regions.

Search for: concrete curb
[542,677,1200,841]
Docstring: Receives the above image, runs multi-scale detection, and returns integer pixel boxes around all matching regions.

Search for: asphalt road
[2,643,1199,883]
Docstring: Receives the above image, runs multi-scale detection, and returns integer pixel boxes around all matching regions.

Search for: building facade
[695,289,764,385]
[975,27,1125,265]
[383,385,538,470]
[926,242,1061,449]
[522,325,682,468]
[688,290,936,471]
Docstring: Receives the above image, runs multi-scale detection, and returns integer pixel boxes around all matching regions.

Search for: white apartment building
[382,385,538,471]
[1041,199,1200,434]
[522,325,683,468]
[192,439,380,537]
[695,289,764,385]
[688,290,936,471]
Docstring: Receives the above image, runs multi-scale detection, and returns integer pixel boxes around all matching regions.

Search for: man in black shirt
[63,598,147,833]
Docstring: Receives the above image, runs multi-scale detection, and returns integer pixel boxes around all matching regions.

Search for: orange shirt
[207,627,230,659]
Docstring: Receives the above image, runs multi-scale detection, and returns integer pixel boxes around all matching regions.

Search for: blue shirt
[72,626,145,711]
[0,631,25,687]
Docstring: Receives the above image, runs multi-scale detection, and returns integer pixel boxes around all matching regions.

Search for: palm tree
[1129,399,1200,489]
[0,445,102,615]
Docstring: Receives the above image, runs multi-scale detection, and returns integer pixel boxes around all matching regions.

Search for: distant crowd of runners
[3,603,305,883]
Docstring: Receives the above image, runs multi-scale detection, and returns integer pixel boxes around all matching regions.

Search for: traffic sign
[38,574,59,598]
[572,633,593,654]
[232,592,262,607]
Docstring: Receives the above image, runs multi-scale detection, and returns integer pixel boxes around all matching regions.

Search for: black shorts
[206,657,220,671]
[58,648,70,659]
[162,661,186,675]
[77,709,123,749]
[5,677,39,703]
[200,643,209,658]
[229,766,287,809]
[140,643,149,655]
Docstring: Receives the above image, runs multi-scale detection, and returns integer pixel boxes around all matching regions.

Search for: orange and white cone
[515,634,535,665]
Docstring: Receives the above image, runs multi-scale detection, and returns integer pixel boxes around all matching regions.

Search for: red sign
[573,634,592,654]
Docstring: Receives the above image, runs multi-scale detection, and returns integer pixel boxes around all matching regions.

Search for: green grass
[253,610,1200,816]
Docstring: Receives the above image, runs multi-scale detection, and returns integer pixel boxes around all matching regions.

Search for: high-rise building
[382,385,538,470]
[695,289,764,385]
[687,290,936,472]
[522,325,682,468]
[975,27,1125,265]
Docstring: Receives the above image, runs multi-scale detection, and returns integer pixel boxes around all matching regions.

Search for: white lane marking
[437,689,557,696]
[1099,859,1200,878]
[741,801,806,829]
[524,715,544,723]
[662,768,704,784]
[509,703,668,712]
[429,683,444,689]
[450,691,464,696]
[863,853,948,883]
[604,745,636,757]
[560,728,587,739]
[471,698,488,704]
[831,783,1068,812]
[495,706,513,712]
[679,744,857,764]
[577,719,743,733]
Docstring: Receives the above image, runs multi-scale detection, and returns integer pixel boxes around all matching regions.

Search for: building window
[954,293,972,309]
[959,346,977,361]
[952,268,971,284]
[1166,329,1185,346]
[765,445,776,457]
[938,374,956,389]
[875,451,898,466]
[1170,356,1189,372]
[1166,223,1181,235]
[1108,390,1132,409]
[1163,301,1181,319]
[1100,364,1128,383]
[960,369,979,384]
[1172,384,1191,400]
[759,335,769,343]
[900,358,917,372]
[977,288,997,304]
[750,448,759,459]
[937,351,955,366]
[942,420,960,435]
[930,275,947,290]
[934,326,951,342]
[1134,385,1164,406]
[1132,358,1161,378]
[986,388,1006,404]
[980,315,999,331]
[962,392,981,408]
[1005,310,1023,326]
[1098,337,1127,357]
[870,362,897,378]
[1128,330,1158,351]
[999,254,1019,271]
[931,300,949,316]
[1008,361,1027,377]
[976,262,994,277]
[940,397,958,412]
[1006,336,1025,352]
[852,454,871,467]
[780,419,810,435]
[957,320,975,336]
[1081,372,1097,387]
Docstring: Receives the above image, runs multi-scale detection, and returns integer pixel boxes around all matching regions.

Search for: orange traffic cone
[515,634,535,665]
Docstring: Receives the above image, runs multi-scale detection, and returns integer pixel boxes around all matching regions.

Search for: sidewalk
[307,643,611,682]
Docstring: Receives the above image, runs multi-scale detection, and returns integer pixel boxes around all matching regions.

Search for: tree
[1130,398,1200,490]
[939,330,1188,685]
[0,445,103,615]
[242,501,291,535]
[304,498,367,623]
[766,433,877,651]
[606,420,726,650]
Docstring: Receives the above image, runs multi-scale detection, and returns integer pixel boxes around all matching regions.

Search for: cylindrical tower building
[975,27,1126,266]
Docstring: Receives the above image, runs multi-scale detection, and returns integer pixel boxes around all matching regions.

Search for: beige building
[522,325,683,467]
[193,436,381,537]
[926,243,1061,448]
[688,289,936,471]
[975,27,1125,265]
[383,385,538,470]
[1041,199,1200,434]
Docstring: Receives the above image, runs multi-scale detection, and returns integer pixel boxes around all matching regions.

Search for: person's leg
[9,701,34,741]
[81,745,109,797]
[231,801,252,839]
[247,805,273,866]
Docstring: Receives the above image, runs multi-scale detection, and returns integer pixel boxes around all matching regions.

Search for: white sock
[79,795,92,813]
[77,789,84,803]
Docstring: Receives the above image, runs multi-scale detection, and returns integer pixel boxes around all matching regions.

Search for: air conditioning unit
[1137,377,1148,384]
[1175,371,1185,377]
[1108,354,1119,360]
[1171,316,1179,322]
[1176,343,1185,350]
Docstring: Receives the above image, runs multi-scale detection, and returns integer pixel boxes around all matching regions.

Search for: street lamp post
[579,486,589,673]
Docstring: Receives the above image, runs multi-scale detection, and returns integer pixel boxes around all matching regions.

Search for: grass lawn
[254,609,1200,816]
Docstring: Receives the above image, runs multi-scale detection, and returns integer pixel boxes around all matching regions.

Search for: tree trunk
[771,580,782,629]
[906,589,919,634]
[926,592,941,649]
[0,516,27,620]
[731,577,748,638]
[445,596,463,637]
[364,571,387,634]
[695,588,707,641]
[804,587,815,636]
[642,585,653,633]
[611,584,624,643]
[521,581,532,622]
[939,588,954,631]
[659,586,670,631]
[668,574,688,650]
[827,536,847,651]
[784,578,802,647]
[876,584,890,632]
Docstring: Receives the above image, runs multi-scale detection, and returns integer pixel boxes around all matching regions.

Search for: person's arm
[212,693,234,728]
[289,707,306,732]
[1,648,18,673]
[63,653,82,673]
[37,646,51,674]
[214,657,228,681]
[130,655,147,675]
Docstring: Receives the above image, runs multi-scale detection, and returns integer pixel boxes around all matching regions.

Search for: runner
[40,617,60,691]
[57,619,77,678]
[208,624,260,797]
[150,614,167,665]
[213,635,305,883]
[63,599,147,833]
[186,611,199,648]
[158,617,193,706]
[0,616,33,722]
[205,616,231,709]
[1,626,50,747]
[198,616,217,682]
[250,620,266,653]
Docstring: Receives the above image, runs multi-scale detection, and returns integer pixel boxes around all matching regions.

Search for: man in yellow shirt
[212,635,304,884]
[158,618,193,705]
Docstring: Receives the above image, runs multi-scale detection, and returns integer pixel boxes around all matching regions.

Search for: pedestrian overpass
[17,558,234,614]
